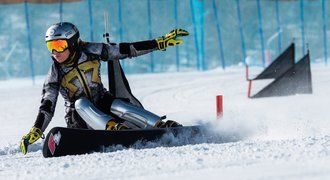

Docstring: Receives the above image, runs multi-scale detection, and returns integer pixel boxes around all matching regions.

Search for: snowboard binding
[106,120,130,131]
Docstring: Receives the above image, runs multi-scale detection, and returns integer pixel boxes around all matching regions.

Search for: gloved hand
[155,29,189,51]
[20,127,44,155]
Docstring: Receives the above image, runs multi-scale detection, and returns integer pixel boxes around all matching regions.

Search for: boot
[157,120,182,128]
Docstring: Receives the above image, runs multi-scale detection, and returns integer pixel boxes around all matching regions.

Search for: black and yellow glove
[20,127,44,155]
[155,29,189,51]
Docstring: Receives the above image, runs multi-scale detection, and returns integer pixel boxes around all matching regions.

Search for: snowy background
[0,64,329,179]
[0,0,329,179]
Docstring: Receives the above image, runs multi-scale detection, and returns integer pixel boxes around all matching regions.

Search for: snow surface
[0,64,330,180]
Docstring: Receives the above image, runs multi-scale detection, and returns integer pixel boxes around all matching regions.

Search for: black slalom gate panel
[252,52,312,98]
[254,43,295,80]
[291,52,313,94]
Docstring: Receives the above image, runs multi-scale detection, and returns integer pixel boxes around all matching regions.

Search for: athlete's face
[52,49,70,63]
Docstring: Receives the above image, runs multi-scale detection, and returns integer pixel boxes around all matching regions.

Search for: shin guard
[110,99,161,128]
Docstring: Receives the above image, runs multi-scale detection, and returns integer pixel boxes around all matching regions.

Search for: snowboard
[42,126,203,158]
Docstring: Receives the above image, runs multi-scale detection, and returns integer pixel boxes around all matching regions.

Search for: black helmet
[45,22,80,52]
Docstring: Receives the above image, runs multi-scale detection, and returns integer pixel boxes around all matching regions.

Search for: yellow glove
[20,127,44,155]
[155,29,189,51]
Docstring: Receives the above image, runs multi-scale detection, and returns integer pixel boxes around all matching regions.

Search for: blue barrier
[147,0,154,73]
[88,0,94,41]
[212,0,225,70]
[174,0,180,72]
[117,0,125,71]
[321,0,328,66]
[256,0,266,67]
[0,0,328,79]
[300,0,305,55]
[275,0,282,54]
[24,1,35,85]
[59,0,63,22]
[236,0,246,65]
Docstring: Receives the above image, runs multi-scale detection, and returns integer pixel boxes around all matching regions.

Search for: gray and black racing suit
[33,40,158,131]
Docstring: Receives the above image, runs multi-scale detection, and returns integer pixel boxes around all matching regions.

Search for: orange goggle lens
[46,39,68,53]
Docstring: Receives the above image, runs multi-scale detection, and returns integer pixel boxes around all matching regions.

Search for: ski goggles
[46,39,68,53]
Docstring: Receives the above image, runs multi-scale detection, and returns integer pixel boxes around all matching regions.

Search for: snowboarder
[20,22,189,155]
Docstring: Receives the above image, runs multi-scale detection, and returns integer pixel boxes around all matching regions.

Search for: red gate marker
[216,95,223,120]
[247,80,252,98]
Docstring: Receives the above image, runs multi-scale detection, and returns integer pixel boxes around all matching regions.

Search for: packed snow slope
[0,65,329,180]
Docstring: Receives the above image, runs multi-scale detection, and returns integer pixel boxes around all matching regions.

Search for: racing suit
[33,40,158,131]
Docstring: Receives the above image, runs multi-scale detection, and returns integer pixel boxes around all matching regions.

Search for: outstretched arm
[105,40,158,60]
[104,29,189,60]
[20,64,60,155]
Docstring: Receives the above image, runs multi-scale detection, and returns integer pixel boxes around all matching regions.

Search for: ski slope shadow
[102,122,243,153]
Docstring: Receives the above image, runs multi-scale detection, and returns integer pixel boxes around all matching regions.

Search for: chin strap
[62,51,77,67]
